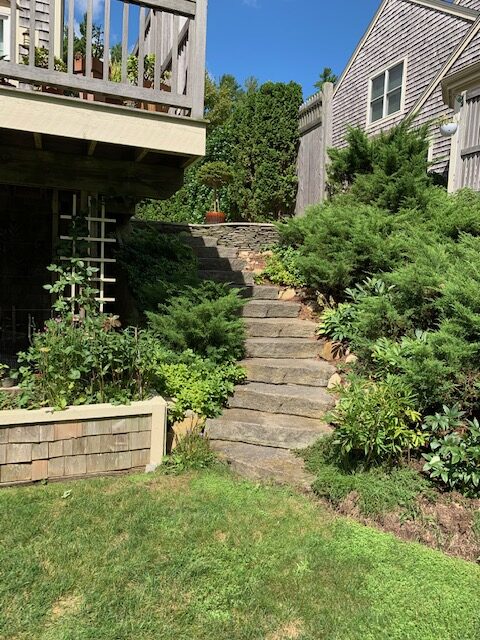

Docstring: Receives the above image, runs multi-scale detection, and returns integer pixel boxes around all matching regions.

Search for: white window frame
[0,10,10,61]
[366,57,408,127]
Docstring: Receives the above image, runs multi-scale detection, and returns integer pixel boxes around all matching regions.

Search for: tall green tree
[314,67,338,92]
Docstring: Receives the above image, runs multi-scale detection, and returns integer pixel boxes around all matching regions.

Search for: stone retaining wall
[0,397,167,486]
[134,221,280,251]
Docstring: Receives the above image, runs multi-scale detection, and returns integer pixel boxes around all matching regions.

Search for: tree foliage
[314,67,338,92]
[136,75,303,223]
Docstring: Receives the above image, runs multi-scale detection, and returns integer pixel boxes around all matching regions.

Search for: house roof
[333,0,479,99]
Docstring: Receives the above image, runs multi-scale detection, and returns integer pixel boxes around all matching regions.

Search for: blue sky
[206,0,381,98]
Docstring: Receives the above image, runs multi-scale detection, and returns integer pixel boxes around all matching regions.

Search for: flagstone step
[240,285,280,300]
[198,257,247,271]
[241,300,301,318]
[245,338,323,359]
[228,382,335,419]
[241,358,335,386]
[192,245,239,259]
[210,441,315,490]
[245,317,317,338]
[206,408,331,449]
[198,270,255,285]
[181,235,219,248]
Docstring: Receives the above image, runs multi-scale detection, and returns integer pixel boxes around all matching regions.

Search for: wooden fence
[295,82,333,215]
[0,0,207,118]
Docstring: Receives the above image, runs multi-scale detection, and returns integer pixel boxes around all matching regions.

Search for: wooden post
[189,0,207,119]
[447,91,465,193]
[320,81,334,201]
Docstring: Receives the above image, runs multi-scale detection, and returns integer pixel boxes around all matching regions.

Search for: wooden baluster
[154,9,162,91]
[121,2,129,84]
[103,0,111,81]
[86,0,93,77]
[171,14,179,95]
[67,0,74,75]
[48,0,55,70]
[138,6,145,88]
[29,0,35,67]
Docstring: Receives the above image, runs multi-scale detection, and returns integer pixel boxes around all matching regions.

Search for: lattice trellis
[59,193,116,312]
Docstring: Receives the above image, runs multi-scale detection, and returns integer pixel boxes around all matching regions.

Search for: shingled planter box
[0,397,167,486]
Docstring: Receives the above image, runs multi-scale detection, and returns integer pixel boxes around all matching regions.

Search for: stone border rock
[0,397,167,485]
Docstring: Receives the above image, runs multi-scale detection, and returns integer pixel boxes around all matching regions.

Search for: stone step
[241,358,335,386]
[241,300,301,318]
[240,285,280,300]
[192,245,239,259]
[198,270,255,285]
[229,382,335,419]
[206,408,331,450]
[181,235,219,248]
[245,317,317,338]
[210,441,314,490]
[245,338,323,359]
[198,257,247,272]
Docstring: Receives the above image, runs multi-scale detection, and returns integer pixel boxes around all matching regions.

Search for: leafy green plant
[140,344,245,422]
[302,436,431,517]
[16,260,151,410]
[21,46,66,72]
[161,428,218,475]
[423,406,480,495]
[116,227,199,314]
[146,283,246,363]
[256,246,306,287]
[329,375,424,467]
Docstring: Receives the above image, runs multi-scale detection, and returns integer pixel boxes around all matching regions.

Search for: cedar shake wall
[331,0,471,173]
[0,399,167,485]
[455,0,480,11]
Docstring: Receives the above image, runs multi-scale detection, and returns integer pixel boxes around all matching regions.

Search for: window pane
[371,73,385,100]
[0,20,4,58]
[371,97,384,122]
[387,88,402,115]
[388,63,404,91]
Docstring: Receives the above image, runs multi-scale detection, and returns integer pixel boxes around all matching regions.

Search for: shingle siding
[455,0,480,11]
[331,0,471,173]
[18,0,51,52]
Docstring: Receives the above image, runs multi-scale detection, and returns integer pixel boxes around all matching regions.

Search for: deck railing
[0,0,207,118]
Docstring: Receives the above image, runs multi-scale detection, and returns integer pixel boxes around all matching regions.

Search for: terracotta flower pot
[74,55,104,101]
[205,211,226,224]
[141,80,171,113]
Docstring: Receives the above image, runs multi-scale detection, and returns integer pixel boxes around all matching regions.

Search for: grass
[301,438,432,517]
[1,470,480,640]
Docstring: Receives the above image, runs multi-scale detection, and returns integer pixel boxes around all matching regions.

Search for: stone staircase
[183,233,336,490]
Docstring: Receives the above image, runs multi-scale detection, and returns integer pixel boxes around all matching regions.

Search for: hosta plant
[423,405,480,495]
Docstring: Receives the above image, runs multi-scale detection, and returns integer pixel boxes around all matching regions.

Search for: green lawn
[1,470,480,640]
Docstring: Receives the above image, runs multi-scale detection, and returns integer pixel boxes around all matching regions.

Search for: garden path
[183,233,336,490]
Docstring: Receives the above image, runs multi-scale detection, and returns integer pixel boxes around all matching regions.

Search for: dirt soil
[331,491,480,563]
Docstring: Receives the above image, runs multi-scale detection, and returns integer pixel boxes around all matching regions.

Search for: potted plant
[72,15,104,79]
[21,47,67,94]
[197,161,234,224]
[126,54,171,112]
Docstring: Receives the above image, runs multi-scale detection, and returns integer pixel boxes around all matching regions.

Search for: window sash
[370,62,404,123]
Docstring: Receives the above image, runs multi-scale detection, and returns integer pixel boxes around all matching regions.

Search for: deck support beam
[0,145,183,200]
